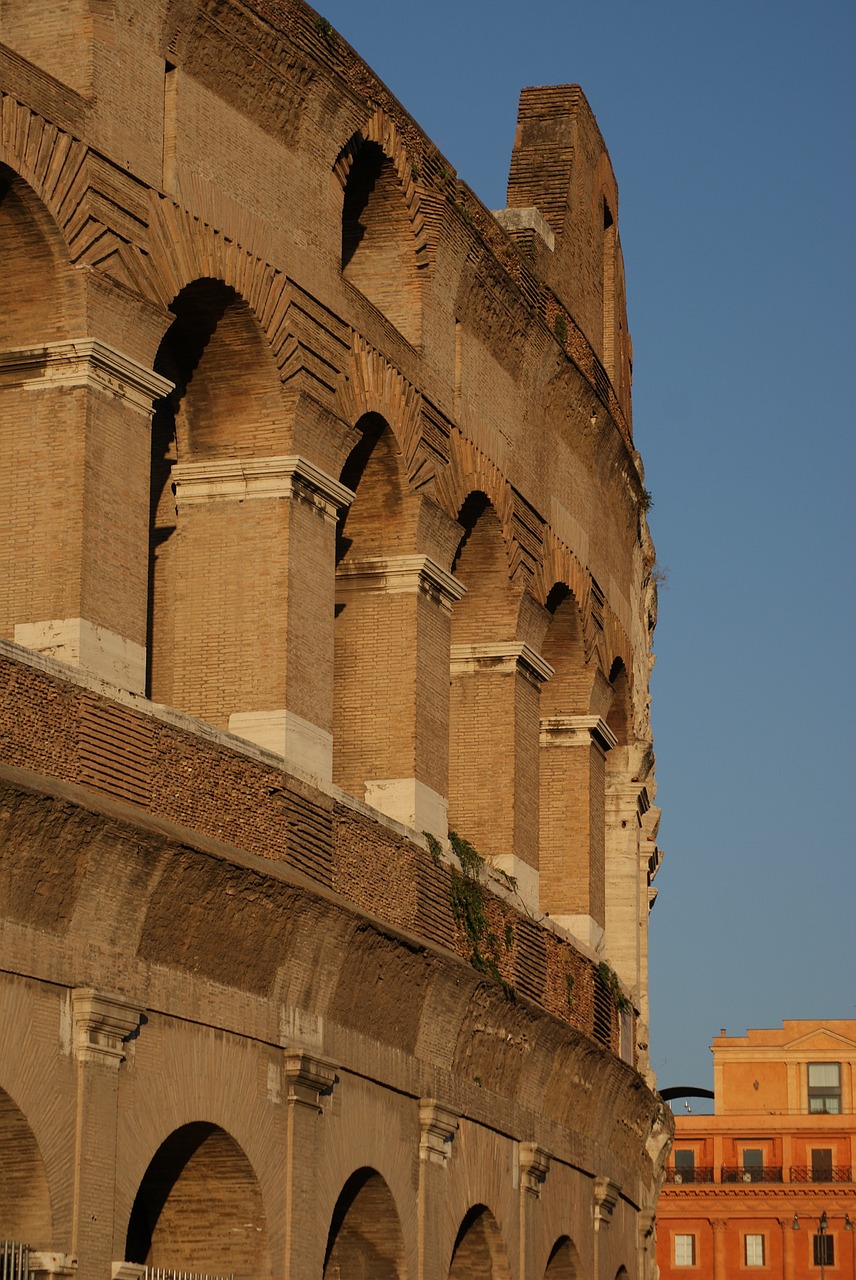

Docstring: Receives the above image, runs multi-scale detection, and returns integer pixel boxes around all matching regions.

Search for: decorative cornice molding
[282,1051,337,1110]
[336,555,465,607]
[540,714,617,752]
[419,1098,459,1165]
[0,340,173,411]
[520,1142,551,1196]
[72,989,142,1067]
[172,456,354,520]
[450,642,554,685]
[593,1175,620,1227]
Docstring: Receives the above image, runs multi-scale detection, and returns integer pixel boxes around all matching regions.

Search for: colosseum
[0,1,670,1277]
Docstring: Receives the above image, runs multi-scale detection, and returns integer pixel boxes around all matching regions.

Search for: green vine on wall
[448,831,515,999]
[597,961,630,1013]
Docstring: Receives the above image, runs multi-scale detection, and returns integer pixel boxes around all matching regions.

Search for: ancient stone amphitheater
[0,1,669,1277]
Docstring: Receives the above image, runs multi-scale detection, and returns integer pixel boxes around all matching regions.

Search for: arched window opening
[540,586,591,717]
[341,140,421,344]
[450,494,519,645]
[124,1122,270,1280]
[147,279,289,726]
[605,658,630,748]
[333,416,419,804]
[323,1168,407,1279]
[0,1088,53,1249]
[544,1236,583,1279]
[448,1205,511,1280]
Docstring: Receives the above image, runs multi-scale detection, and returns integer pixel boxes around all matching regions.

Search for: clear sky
[314,0,856,1094]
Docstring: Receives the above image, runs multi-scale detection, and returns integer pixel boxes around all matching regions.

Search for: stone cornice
[540,714,617,752]
[0,340,173,410]
[172,456,355,520]
[283,1050,338,1110]
[520,1142,551,1196]
[336,555,465,607]
[450,642,554,685]
[72,989,143,1067]
[419,1098,459,1164]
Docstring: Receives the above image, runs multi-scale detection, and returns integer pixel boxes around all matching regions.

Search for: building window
[813,1234,835,1267]
[745,1234,765,1266]
[675,1149,696,1183]
[811,1148,833,1182]
[808,1062,841,1114]
[743,1148,763,1182]
[675,1234,696,1266]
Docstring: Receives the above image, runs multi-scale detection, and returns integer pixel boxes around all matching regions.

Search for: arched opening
[0,1088,53,1248]
[544,1236,583,1279]
[605,658,630,748]
[0,169,86,656]
[448,1205,511,1280]
[448,494,535,868]
[124,1122,270,1280]
[537,583,612,944]
[341,140,421,344]
[323,1167,407,1279]
[334,414,424,809]
[148,279,289,728]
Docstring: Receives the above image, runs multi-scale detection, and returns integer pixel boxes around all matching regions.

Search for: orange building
[657,1021,856,1280]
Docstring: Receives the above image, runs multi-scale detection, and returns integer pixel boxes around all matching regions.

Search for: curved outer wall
[0,2,671,1277]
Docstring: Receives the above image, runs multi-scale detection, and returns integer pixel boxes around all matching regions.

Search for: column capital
[593,1175,620,1227]
[0,339,173,411]
[336,555,465,609]
[28,1256,78,1279]
[172,455,354,521]
[283,1050,338,1110]
[72,989,143,1067]
[419,1098,459,1165]
[540,714,617,752]
[520,1142,551,1197]
[450,642,554,685]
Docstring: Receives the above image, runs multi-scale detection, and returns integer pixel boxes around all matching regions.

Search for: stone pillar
[603,778,651,1004]
[539,714,616,949]
[282,1051,337,1280]
[636,1208,656,1280]
[70,989,142,1280]
[1,341,171,692]
[449,643,553,910]
[711,1217,727,1280]
[417,1099,459,1280]
[780,1216,796,1280]
[164,456,352,781]
[518,1143,550,1279]
[592,1176,618,1279]
[334,556,464,838]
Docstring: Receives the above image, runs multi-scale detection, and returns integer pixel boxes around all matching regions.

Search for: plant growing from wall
[597,961,630,1013]
[448,831,515,998]
[554,313,568,346]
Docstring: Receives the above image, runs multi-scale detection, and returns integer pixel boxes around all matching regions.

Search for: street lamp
[792,1212,854,1280]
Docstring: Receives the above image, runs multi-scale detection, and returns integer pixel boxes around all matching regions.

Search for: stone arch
[605,657,631,748]
[448,1204,511,1280]
[124,1121,271,1280]
[0,1087,53,1248]
[448,491,546,898]
[323,1166,408,1279]
[333,411,437,816]
[543,1236,584,1278]
[148,277,292,730]
[0,166,88,655]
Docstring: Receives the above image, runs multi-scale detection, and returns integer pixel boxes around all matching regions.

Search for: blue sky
[315,0,856,1092]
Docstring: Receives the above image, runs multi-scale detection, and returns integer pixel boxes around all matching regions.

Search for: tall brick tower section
[0,3,669,1278]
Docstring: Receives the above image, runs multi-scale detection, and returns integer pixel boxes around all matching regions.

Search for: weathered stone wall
[0,0,669,1275]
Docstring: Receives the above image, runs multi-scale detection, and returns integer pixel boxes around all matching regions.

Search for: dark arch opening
[0,1087,53,1248]
[125,1121,270,1280]
[323,1167,407,1279]
[449,1204,511,1280]
[544,1235,583,1279]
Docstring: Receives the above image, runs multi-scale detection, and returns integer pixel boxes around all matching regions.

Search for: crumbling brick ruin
[0,1,670,1276]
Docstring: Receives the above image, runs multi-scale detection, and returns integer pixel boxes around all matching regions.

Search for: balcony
[790,1166,853,1184]
[721,1166,783,1184]
[664,1167,715,1184]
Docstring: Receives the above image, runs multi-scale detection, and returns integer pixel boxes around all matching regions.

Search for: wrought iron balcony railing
[664,1166,715,1184]
[721,1166,783,1184]
[790,1166,853,1184]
